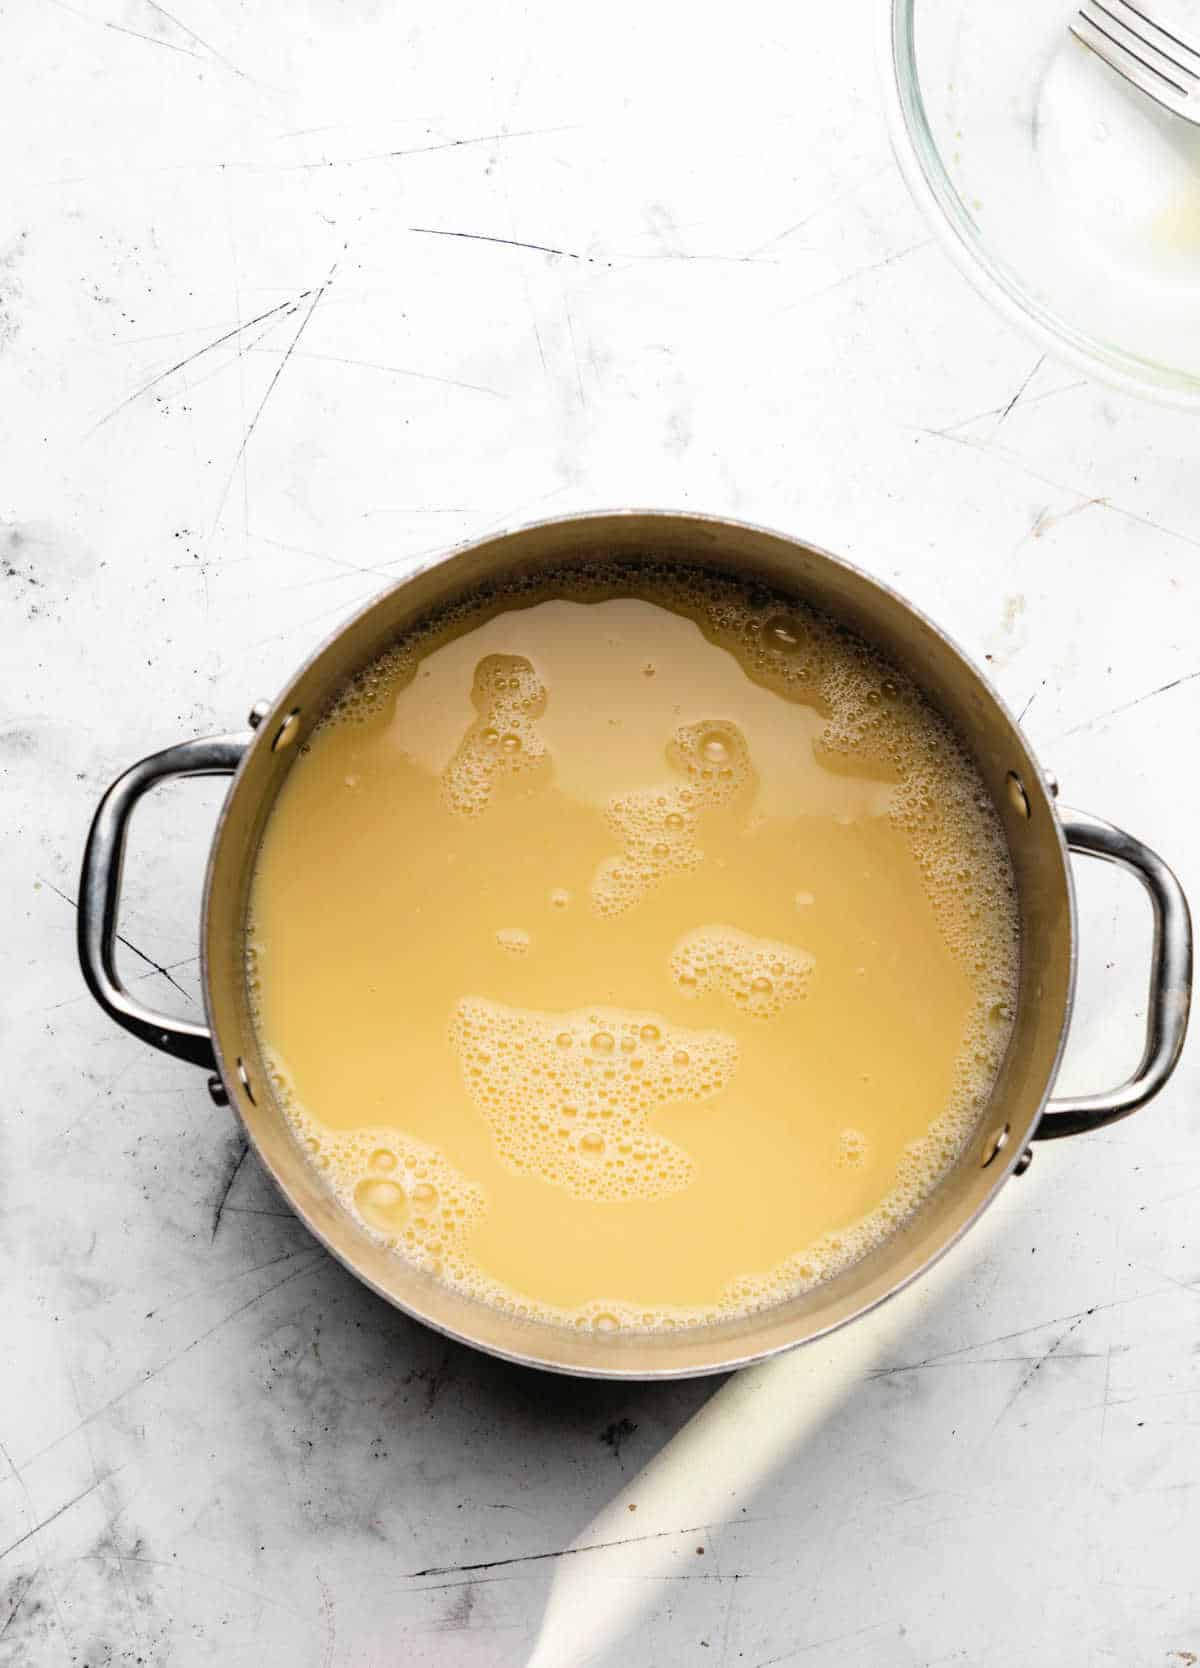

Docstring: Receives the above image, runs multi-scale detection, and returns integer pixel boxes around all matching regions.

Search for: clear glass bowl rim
[881,0,1200,410]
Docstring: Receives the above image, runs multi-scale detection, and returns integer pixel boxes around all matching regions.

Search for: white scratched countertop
[3,2,1199,1664]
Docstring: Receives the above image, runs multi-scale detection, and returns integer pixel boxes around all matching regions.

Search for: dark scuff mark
[996,354,1046,428]
[0,1471,117,1564]
[211,1138,250,1241]
[600,1417,637,1460]
[0,1573,35,1640]
[409,1520,712,1580]
[434,1581,478,1631]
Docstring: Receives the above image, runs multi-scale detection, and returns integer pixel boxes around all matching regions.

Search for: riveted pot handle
[78,734,251,1070]
[1036,809,1192,1141]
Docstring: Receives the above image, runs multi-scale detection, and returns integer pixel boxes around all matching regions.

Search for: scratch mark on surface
[413,1567,745,1594]
[109,1526,142,1651]
[995,355,1045,428]
[871,1301,1116,1376]
[64,1356,140,1649]
[241,528,399,584]
[1130,1264,1200,1304]
[410,226,581,259]
[914,428,1200,555]
[1017,679,1046,724]
[486,133,556,394]
[40,954,199,1015]
[0,1443,72,1648]
[564,301,586,408]
[0,1472,118,1564]
[747,161,899,255]
[803,239,933,302]
[91,291,311,431]
[40,879,193,1000]
[40,126,580,188]
[1149,1180,1200,1209]
[46,0,204,59]
[718,1572,740,1665]
[103,18,199,55]
[223,165,252,562]
[251,346,505,398]
[211,1140,251,1240]
[281,125,579,172]
[23,1256,326,1471]
[1053,669,1200,741]
[0,1574,33,1639]
[146,1248,315,1321]
[407,226,767,269]
[50,0,260,80]
[222,1205,297,1220]
[754,1620,894,1665]
[933,379,1088,436]
[870,1351,1107,1379]
[409,1522,721,1580]
[990,1315,1089,1428]
[211,259,338,532]
[119,316,252,345]
[242,582,386,653]
[143,1259,324,1373]
[1028,496,1107,540]
[273,123,347,141]
[390,124,578,159]
[143,0,252,81]
[83,1552,304,1618]
[614,250,776,266]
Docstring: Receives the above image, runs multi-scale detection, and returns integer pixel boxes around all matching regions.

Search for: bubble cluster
[836,1127,869,1168]
[669,926,813,1020]
[449,999,739,1202]
[496,927,531,955]
[256,991,1011,1335]
[441,654,549,816]
[747,619,1018,991]
[590,719,753,917]
[264,1052,485,1280]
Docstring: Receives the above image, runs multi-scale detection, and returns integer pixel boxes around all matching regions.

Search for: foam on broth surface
[247,562,1019,1331]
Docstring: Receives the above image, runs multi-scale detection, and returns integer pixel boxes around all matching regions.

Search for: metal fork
[1071,0,1200,123]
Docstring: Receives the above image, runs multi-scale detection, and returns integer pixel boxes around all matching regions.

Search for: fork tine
[1091,0,1200,83]
[1072,7,1191,102]
[1106,0,1200,72]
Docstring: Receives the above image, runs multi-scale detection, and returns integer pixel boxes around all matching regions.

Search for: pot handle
[78,733,251,1071]
[1036,808,1192,1141]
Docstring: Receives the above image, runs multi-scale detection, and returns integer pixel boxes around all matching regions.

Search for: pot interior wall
[204,514,1074,1376]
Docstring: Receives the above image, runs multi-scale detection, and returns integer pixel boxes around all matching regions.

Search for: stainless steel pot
[78,512,1193,1378]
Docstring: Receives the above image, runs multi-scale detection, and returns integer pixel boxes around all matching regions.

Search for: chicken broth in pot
[246,561,1020,1332]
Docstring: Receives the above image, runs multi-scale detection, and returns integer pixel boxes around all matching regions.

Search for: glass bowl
[882,0,1200,407]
